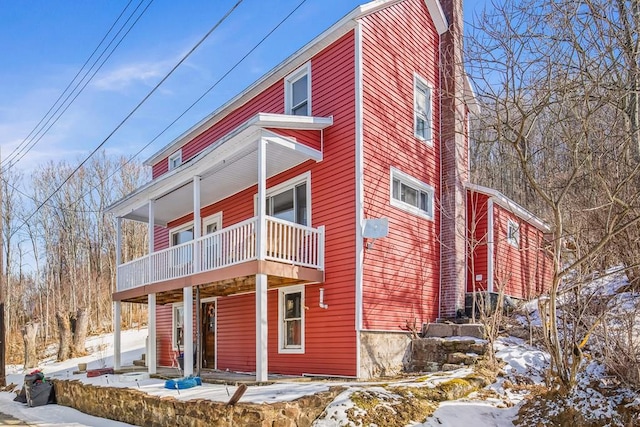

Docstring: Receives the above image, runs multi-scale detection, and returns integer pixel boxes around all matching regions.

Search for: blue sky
[0,0,490,174]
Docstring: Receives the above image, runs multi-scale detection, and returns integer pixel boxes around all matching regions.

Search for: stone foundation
[359,331,412,378]
[52,380,343,427]
[406,337,488,373]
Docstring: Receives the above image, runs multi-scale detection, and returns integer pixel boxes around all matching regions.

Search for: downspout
[487,198,494,293]
[354,21,364,379]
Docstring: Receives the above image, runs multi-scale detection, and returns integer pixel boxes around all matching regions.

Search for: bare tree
[467,0,640,391]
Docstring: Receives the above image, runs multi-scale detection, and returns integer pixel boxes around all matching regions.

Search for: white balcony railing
[116,216,324,292]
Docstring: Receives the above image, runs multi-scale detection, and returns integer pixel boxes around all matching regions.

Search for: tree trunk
[22,322,39,369]
[71,308,89,357]
[56,312,72,361]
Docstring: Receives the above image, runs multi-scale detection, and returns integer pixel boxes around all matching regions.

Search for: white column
[148,200,155,283]
[113,301,121,370]
[148,293,157,375]
[193,175,201,273]
[256,137,268,382]
[116,217,122,290]
[183,286,194,376]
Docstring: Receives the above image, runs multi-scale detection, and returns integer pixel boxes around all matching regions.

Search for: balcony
[115,216,324,300]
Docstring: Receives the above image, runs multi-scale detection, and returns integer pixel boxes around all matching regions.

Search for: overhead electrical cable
[2,0,152,170]
[13,0,245,237]
[39,0,310,220]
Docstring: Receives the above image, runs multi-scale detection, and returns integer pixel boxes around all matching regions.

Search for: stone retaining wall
[53,380,343,427]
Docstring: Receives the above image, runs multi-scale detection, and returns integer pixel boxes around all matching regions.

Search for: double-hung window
[390,167,434,219]
[170,223,194,275]
[172,303,184,350]
[279,286,304,353]
[261,173,310,226]
[168,150,182,171]
[285,63,311,116]
[414,74,433,142]
[507,220,520,248]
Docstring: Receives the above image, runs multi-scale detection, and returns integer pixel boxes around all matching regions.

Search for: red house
[108,0,551,380]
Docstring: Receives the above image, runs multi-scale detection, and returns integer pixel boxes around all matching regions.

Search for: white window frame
[390,167,434,220]
[507,220,520,248]
[203,212,223,234]
[254,172,312,226]
[414,74,433,144]
[172,303,184,351]
[285,62,311,116]
[168,149,182,171]
[278,285,305,354]
[170,222,194,246]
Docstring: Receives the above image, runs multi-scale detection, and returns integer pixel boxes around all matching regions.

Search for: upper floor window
[168,150,182,171]
[285,63,311,116]
[390,167,434,219]
[507,220,520,247]
[414,74,433,143]
[257,173,311,226]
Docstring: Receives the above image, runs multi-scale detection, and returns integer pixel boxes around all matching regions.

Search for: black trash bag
[25,381,55,407]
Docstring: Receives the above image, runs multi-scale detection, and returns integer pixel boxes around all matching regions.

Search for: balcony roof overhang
[107,113,330,226]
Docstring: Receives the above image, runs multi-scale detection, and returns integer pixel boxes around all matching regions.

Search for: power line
[41,0,310,222]
[2,0,152,170]
[13,0,245,238]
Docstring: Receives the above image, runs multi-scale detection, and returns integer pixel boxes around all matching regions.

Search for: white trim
[253,171,312,226]
[413,73,434,145]
[285,62,312,116]
[168,150,182,171]
[465,183,551,232]
[487,198,494,293]
[203,212,223,233]
[354,20,364,379]
[278,285,305,354]
[507,219,520,248]
[171,302,184,351]
[170,221,194,246]
[390,167,435,220]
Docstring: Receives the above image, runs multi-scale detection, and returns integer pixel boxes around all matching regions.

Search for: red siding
[467,191,490,292]
[153,31,358,376]
[492,205,551,299]
[361,0,441,329]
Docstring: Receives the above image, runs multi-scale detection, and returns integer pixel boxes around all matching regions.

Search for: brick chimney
[439,0,468,319]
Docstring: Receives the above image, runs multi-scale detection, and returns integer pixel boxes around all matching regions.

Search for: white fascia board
[465,183,551,232]
[425,0,448,35]
[252,113,333,130]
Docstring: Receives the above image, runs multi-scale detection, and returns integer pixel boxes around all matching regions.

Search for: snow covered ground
[0,268,638,427]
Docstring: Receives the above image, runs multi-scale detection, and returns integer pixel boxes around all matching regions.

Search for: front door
[201,301,216,369]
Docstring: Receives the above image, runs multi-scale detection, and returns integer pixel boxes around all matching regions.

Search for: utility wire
[3,0,153,170]
[45,0,310,220]
[13,0,245,238]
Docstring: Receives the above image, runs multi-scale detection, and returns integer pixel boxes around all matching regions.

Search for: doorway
[201,300,216,369]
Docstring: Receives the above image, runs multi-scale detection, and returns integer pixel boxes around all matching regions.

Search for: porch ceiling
[108,113,330,226]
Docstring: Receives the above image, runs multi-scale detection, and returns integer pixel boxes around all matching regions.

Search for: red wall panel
[360,0,442,329]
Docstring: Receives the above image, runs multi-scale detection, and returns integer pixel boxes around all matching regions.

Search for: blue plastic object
[164,376,201,390]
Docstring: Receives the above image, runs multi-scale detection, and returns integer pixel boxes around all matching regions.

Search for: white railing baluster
[117,216,324,292]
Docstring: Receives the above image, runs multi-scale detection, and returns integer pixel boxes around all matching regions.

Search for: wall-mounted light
[319,287,328,309]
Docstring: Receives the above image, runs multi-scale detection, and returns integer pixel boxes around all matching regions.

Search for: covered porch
[108,113,332,382]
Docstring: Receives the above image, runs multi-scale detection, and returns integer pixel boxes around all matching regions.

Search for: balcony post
[183,286,194,376]
[256,137,268,382]
[148,200,155,284]
[148,293,157,375]
[113,301,121,370]
[193,175,201,272]
[116,217,122,291]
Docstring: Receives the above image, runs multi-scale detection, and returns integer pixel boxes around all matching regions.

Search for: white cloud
[92,61,170,91]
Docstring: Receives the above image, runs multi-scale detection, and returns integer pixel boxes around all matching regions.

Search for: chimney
[439,0,468,319]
